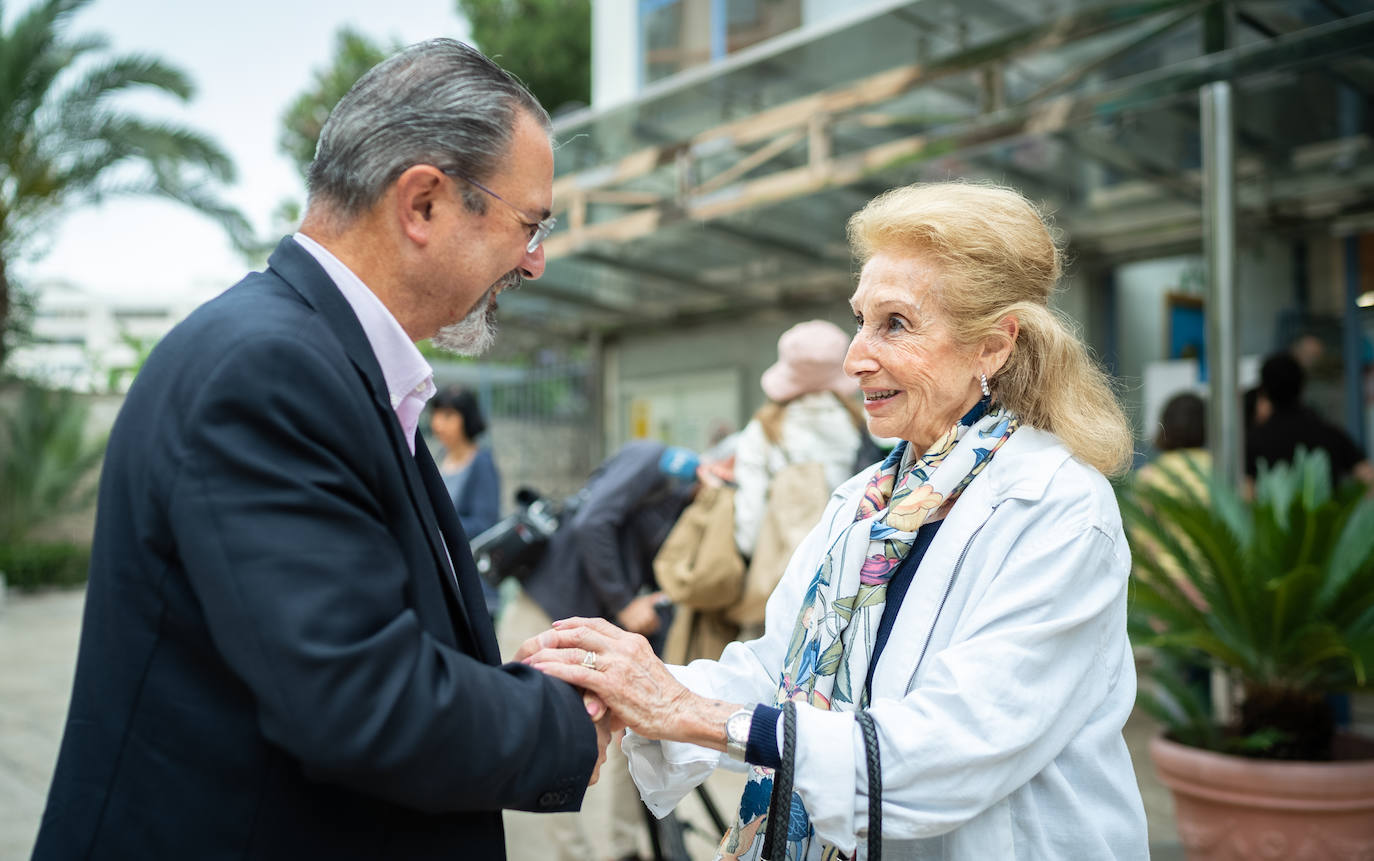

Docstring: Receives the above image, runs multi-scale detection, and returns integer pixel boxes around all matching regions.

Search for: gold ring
[580,649,599,671]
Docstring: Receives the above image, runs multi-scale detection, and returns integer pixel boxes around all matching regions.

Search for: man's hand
[589,715,611,786]
[615,592,666,636]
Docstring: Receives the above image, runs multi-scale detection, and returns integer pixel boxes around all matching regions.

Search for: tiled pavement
[0,587,1186,860]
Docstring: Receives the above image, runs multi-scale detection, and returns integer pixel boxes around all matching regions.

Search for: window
[641,0,800,85]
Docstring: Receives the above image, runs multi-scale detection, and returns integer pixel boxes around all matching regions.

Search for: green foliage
[457,0,591,114]
[0,0,250,368]
[278,27,400,180]
[1,281,35,370]
[0,540,89,589]
[1121,449,1374,758]
[0,382,107,543]
[103,330,158,393]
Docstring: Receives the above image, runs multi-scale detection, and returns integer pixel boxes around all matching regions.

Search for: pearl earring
[980,372,990,398]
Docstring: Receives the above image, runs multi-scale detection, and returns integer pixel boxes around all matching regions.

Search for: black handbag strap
[761,703,883,861]
[856,710,883,860]
[761,700,797,860]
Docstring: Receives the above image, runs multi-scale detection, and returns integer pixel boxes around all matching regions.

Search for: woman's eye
[886,315,906,332]
[853,314,864,331]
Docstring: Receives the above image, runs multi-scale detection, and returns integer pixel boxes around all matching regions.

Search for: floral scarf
[717,401,1019,861]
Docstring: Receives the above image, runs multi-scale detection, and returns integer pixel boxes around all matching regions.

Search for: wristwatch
[725,708,753,762]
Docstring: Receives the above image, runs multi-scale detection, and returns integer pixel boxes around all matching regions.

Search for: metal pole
[1343,236,1366,451]
[1202,80,1240,489]
[587,331,607,469]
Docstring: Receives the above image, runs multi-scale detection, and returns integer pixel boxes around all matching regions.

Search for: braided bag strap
[855,711,883,860]
[761,700,798,861]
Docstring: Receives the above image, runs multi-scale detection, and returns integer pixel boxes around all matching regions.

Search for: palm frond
[0,0,245,274]
[56,54,195,116]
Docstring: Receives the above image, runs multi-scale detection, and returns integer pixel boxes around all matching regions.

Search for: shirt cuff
[745,704,783,768]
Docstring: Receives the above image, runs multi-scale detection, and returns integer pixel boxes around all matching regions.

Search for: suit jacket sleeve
[166,331,595,813]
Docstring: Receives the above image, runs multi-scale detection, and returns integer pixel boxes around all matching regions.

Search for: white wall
[1114,237,1297,441]
[591,0,640,109]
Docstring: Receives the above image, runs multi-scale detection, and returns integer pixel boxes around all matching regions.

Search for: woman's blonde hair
[846,181,1134,476]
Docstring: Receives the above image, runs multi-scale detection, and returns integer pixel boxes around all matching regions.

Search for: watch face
[727,711,751,744]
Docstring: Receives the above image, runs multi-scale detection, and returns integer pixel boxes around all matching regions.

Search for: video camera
[469,487,579,587]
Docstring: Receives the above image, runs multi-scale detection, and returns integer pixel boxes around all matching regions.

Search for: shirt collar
[293,232,435,410]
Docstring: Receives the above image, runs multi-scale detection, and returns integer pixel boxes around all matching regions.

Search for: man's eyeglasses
[443,169,556,254]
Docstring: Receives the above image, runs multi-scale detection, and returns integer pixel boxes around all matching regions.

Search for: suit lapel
[265,237,487,659]
[414,440,501,664]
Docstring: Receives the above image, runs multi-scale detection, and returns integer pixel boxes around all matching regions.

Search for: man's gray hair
[307,38,550,220]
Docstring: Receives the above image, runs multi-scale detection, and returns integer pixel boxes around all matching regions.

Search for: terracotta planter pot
[1150,733,1374,860]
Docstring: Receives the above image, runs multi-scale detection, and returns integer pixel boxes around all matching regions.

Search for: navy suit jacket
[34,238,595,860]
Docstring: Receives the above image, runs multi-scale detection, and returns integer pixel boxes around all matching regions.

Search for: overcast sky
[14,0,469,299]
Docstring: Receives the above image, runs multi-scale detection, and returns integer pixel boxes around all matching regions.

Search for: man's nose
[519,245,546,280]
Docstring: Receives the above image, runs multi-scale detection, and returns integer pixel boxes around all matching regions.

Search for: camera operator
[497,440,699,861]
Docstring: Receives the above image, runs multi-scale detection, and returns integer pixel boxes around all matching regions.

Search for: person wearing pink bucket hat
[759,320,860,403]
[733,320,869,563]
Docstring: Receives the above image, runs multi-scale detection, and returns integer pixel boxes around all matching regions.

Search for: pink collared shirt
[293,233,435,454]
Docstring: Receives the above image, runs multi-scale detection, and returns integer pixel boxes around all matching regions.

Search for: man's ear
[981,313,1020,372]
[392,165,448,247]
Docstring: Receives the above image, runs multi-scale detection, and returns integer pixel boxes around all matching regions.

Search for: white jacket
[626,427,1149,860]
[733,392,862,557]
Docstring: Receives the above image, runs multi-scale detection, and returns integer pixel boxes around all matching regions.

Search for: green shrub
[0,382,107,543]
[0,542,90,590]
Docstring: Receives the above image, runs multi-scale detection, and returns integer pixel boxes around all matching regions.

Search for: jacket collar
[266,236,392,407]
[977,426,1074,505]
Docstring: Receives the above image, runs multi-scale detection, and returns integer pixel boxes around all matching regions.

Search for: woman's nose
[844,330,877,377]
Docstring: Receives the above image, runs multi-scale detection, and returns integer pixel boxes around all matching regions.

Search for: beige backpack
[726,455,830,627]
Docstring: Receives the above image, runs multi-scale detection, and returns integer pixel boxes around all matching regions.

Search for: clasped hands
[516,616,731,785]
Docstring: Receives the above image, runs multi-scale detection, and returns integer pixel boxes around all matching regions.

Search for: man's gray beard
[432,273,520,356]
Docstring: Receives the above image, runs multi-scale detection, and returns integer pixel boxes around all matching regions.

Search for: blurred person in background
[521,181,1147,860]
[499,441,700,861]
[1133,391,1209,608]
[431,384,502,618]
[1245,352,1374,487]
[1139,391,1210,494]
[732,319,867,559]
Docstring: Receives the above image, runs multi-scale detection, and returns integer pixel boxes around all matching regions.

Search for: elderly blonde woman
[520,182,1147,860]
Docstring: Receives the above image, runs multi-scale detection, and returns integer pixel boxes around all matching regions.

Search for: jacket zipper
[904,503,1001,696]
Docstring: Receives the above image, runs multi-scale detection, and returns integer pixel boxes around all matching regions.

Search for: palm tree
[0,0,251,367]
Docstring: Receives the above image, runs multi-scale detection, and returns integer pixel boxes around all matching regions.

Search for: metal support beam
[587,330,607,467]
[1203,80,1241,489]
[1343,236,1366,450]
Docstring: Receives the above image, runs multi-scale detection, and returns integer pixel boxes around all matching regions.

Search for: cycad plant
[1120,448,1374,761]
[0,382,106,544]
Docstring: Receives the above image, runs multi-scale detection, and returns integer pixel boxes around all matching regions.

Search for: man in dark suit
[34,39,606,860]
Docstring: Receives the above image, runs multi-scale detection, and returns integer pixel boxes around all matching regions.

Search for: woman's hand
[517,617,737,745]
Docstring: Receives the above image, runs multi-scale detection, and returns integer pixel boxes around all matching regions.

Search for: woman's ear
[981,314,1019,373]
